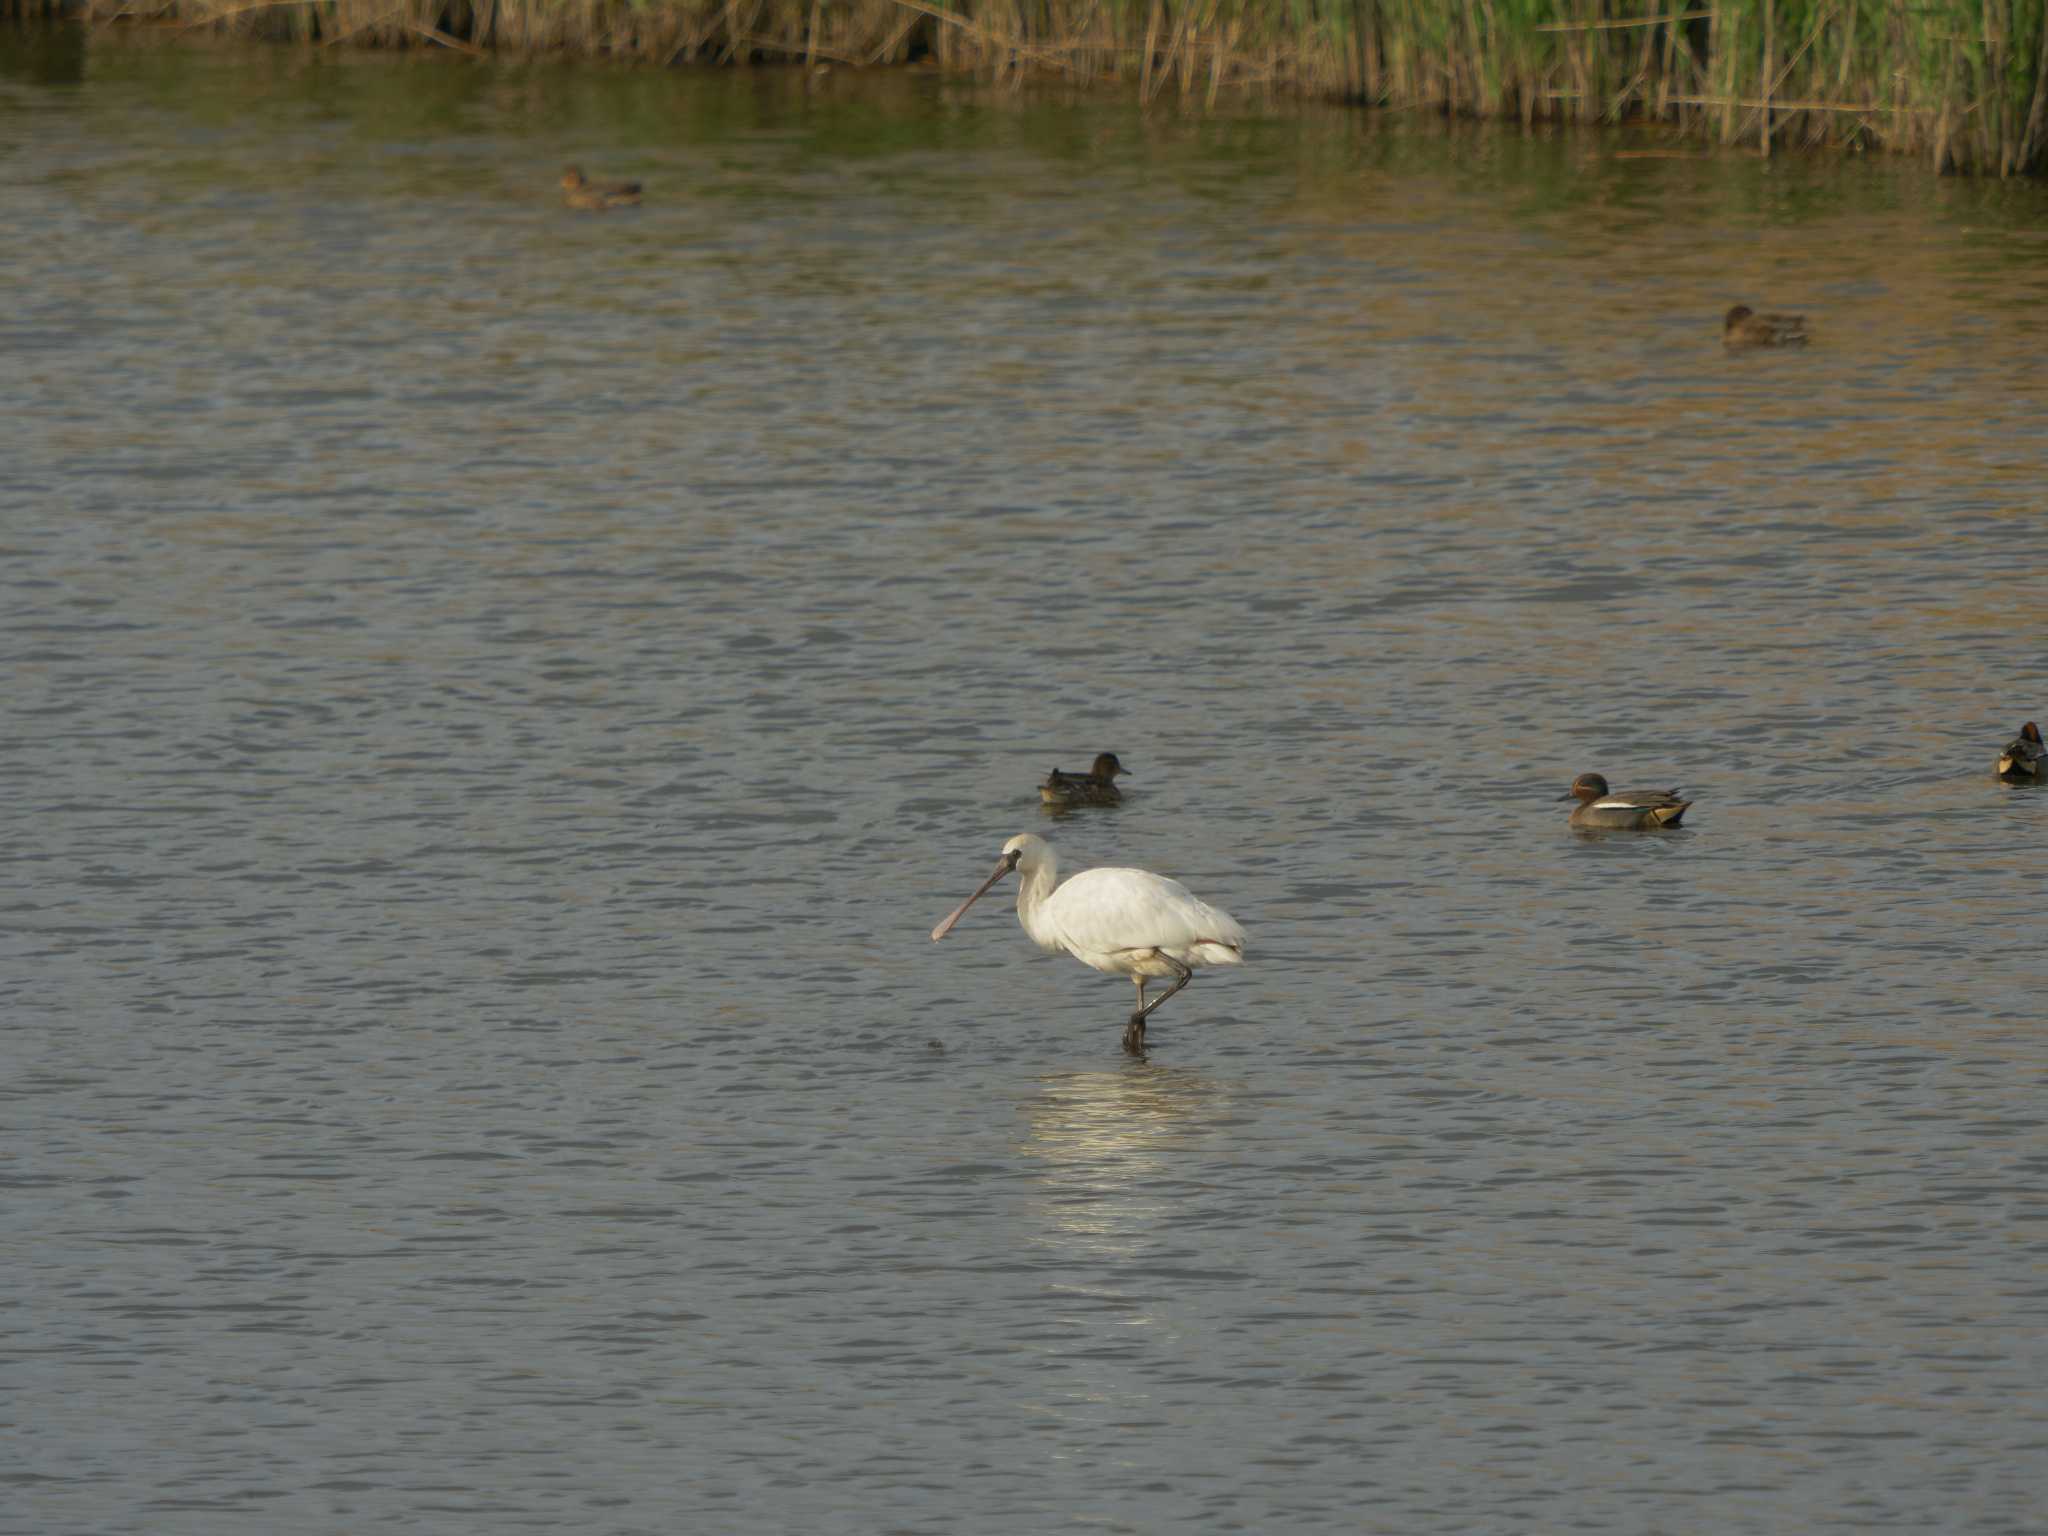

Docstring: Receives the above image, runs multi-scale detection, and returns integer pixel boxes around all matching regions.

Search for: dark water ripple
[4,33,2048,1536]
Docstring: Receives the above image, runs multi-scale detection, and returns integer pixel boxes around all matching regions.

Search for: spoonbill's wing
[1045,866,1246,957]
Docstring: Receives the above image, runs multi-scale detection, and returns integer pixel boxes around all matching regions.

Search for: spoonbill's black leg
[1124,978,1149,1055]
[1122,955,1193,1056]
[1138,955,1193,1022]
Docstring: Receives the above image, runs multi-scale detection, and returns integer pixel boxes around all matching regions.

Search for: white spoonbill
[931,833,1246,1055]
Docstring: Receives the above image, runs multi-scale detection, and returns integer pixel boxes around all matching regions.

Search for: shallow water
[5,28,2048,1533]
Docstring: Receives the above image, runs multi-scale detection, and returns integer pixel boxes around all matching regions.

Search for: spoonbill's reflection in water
[1021,1068,1228,1262]
[931,833,1246,1054]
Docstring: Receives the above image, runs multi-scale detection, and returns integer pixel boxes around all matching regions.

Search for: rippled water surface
[6,27,2048,1533]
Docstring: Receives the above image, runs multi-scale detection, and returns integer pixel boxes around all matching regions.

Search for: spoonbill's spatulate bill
[931,833,1245,1055]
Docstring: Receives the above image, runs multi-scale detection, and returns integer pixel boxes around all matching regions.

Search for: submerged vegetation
[19,0,2048,174]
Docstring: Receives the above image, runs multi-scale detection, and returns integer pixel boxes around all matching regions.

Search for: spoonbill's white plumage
[931,833,1245,1054]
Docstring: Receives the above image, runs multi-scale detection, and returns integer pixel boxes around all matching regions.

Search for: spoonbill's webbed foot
[1121,1016,1147,1056]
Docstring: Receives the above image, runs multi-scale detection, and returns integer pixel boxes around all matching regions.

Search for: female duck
[1040,752,1128,808]
[1723,304,1807,348]
[561,167,643,210]
[1559,772,1692,830]
[1998,722,2044,781]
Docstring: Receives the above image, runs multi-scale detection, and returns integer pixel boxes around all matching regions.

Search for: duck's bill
[930,854,1018,941]
[1555,791,1578,801]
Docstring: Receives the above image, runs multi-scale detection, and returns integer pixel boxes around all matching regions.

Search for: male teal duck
[561,167,642,210]
[1559,772,1692,830]
[1723,304,1807,348]
[1998,721,2044,781]
[1040,752,1128,808]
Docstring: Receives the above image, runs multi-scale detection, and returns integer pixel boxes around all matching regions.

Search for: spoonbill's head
[930,834,1051,941]
[1089,753,1128,781]
[1002,832,1051,870]
[1558,772,1610,804]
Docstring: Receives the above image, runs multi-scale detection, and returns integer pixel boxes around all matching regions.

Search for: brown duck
[1040,753,1128,808]
[1723,304,1807,348]
[1998,721,2044,781]
[561,167,642,211]
[1559,772,1692,830]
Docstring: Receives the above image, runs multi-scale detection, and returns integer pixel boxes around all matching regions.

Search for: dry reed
[15,0,2048,174]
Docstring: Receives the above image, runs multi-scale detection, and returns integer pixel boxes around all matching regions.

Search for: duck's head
[560,167,587,191]
[2024,722,2043,746]
[1724,305,1754,331]
[1558,772,1610,803]
[1091,753,1127,780]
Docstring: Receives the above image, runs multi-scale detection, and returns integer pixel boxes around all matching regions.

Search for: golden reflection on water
[1017,1066,1228,1264]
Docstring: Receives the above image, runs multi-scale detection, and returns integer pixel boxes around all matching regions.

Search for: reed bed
[25,0,2048,174]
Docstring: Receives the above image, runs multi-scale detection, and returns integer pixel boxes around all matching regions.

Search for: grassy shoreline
[16,0,2048,175]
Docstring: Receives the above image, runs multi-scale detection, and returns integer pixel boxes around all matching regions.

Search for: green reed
[27,0,2048,173]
